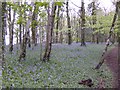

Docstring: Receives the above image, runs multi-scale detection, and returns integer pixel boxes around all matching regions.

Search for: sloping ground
[104,46,118,88]
[2,43,113,88]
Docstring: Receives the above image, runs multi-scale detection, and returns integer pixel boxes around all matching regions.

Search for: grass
[2,43,113,88]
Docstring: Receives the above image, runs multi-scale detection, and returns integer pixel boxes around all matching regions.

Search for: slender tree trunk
[56,6,61,43]
[43,2,56,61]
[117,2,120,88]
[59,13,64,43]
[66,1,72,45]
[0,2,2,67]
[9,7,16,52]
[2,2,7,68]
[27,30,31,48]
[43,6,50,61]
[81,0,86,46]
[92,1,96,43]
[31,3,38,46]
[76,18,79,43]
[95,2,118,69]
[18,3,32,61]
[19,24,22,45]
[96,33,99,44]
[47,4,57,59]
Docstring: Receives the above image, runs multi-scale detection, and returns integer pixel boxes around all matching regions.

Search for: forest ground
[1,43,117,88]
[104,46,118,88]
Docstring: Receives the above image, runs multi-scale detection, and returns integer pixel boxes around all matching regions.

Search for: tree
[0,2,2,66]
[43,2,57,61]
[55,6,61,43]
[8,3,16,52]
[91,1,97,43]
[31,2,38,46]
[117,1,120,46]
[66,0,72,45]
[118,4,120,84]
[95,1,118,69]
[18,2,22,46]
[59,12,64,43]
[1,2,7,68]
[81,0,86,46]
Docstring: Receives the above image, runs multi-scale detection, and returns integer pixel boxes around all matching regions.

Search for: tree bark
[43,2,56,61]
[81,0,86,46]
[1,2,7,68]
[0,2,2,68]
[31,3,38,46]
[56,6,61,43]
[66,1,72,45]
[116,3,120,88]
[8,6,16,52]
[92,1,96,43]
[59,13,64,43]
[18,3,32,61]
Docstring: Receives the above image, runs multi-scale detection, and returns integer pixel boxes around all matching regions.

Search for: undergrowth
[2,43,113,88]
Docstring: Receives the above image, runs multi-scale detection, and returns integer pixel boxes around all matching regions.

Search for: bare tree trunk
[66,1,72,45]
[116,3,120,88]
[95,2,119,69]
[55,6,61,43]
[2,2,7,68]
[47,3,57,59]
[96,32,99,44]
[0,2,2,67]
[81,0,86,46]
[31,3,38,46]
[18,3,22,46]
[92,1,96,43]
[43,2,56,61]
[8,6,16,52]
[43,6,50,61]
[59,13,64,43]
[18,3,32,61]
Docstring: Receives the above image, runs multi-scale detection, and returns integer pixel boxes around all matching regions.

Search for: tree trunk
[9,6,16,52]
[55,6,61,43]
[116,3,120,88]
[19,3,22,46]
[95,2,119,69]
[59,13,64,43]
[1,2,7,68]
[31,3,38,46]
[66,1,72,45]
[96,32,99,44]
[18,3,32,61]
[81,0,86,46]
[92,1,96,43]
[0,2,2,67]
[43,2,56,61]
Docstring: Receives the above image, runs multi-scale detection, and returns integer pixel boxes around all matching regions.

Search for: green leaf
[55,2,63,6]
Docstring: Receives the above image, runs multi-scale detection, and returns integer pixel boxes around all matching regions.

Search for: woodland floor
[104,46,118,88]
[1,43,118,88]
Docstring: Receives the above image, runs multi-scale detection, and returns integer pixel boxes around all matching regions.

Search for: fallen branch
[95,2,118,69]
